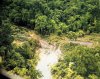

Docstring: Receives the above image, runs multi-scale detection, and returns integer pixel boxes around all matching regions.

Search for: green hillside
[0,0,100,79]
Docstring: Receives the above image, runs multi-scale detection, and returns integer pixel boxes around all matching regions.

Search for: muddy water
[36,40,61,79]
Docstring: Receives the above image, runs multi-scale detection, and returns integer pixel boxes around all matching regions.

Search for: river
[36,40,61,79]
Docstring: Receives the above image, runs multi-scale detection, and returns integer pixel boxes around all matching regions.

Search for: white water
[36,40,61,79]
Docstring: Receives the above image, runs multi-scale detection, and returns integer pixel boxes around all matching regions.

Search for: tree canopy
[1,0,99,35]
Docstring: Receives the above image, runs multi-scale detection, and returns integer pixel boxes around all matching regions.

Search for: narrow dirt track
[69,41,93,47]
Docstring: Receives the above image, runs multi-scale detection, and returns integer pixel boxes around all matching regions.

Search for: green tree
[52,45,100,79]
[0,20,13,58]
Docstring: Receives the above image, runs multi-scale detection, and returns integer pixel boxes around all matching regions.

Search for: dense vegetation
[52,44,100,79]
[0,22,41,79]
[0,0,100,79]
[0,1,41,78]
[1,0,100,35]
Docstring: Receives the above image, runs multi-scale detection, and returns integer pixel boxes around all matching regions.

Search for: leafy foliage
[0,0,100,79]
[1,0,99,35]
[3,40,40,79]
[0,20,13,60]
[52,44,100,79]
